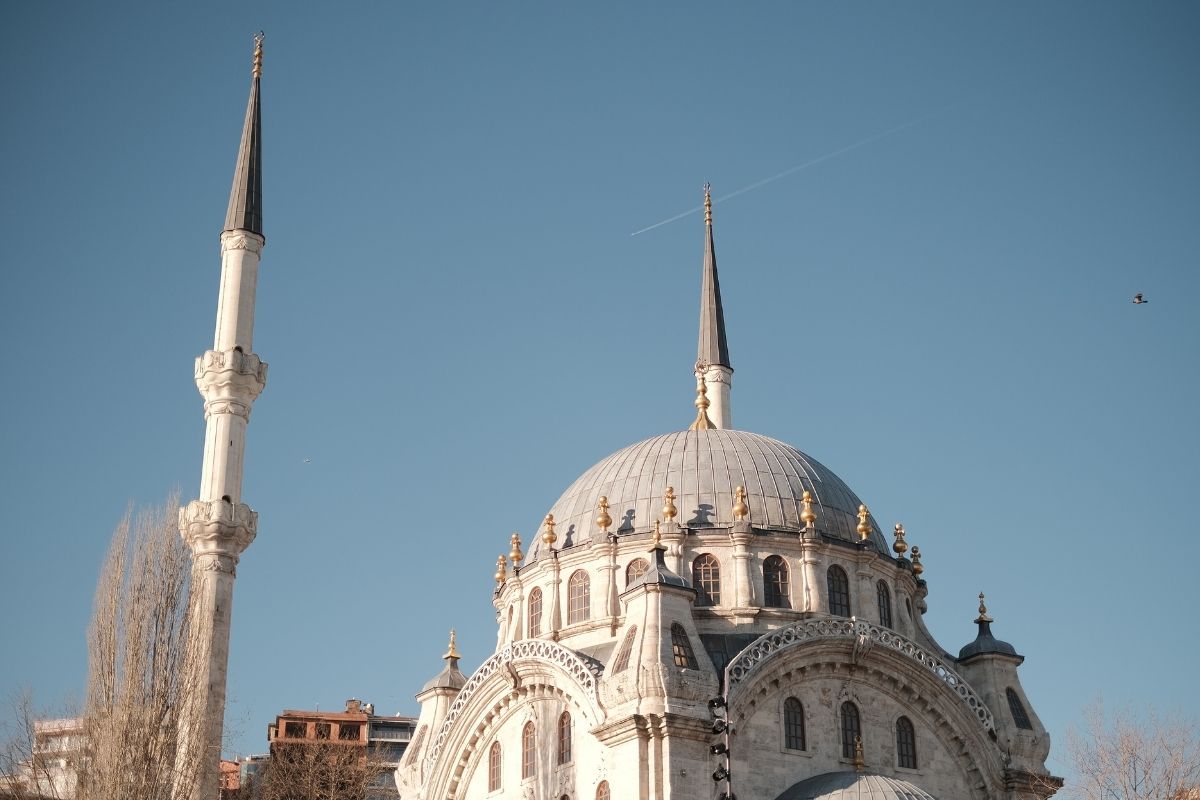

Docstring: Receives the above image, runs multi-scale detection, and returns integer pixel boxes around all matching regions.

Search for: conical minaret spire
[695,184,733,429]
[177,34,269,800]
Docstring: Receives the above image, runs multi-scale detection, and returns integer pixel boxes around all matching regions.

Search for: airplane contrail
[630,113,939,237]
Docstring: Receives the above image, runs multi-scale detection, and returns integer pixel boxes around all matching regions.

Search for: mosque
[194,40,1061,800]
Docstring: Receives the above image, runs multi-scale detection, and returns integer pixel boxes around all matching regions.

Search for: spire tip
[252,32,264,78]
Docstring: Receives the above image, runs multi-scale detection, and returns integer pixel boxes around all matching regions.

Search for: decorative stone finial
[252,32,264,78]
[444,629,462,661]
[651,519,664,550]
[853,734,866,772]
[975,592,993,623]
[509,533,523,567]
[690,372,715,430]
[733,485,749,522]
[541,514,557,548]
[910,545,924,577]
[494,555,507,585]
[704,182,713,226]
[892,522,908,555]
[856,504,871,541]
[662,486,678,522]
[596,496,612,534]
[800,489,817,528]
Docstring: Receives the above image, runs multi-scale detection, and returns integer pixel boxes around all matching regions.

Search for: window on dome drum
[670,623,699,669]
[557,711,572,765]
[784,697,806,751]
[877,581,893,629]
[596,781,611,800]
[827,565,851,617]
[568,570,591,624]
[612,625,637,673]
[763,555,790,608]
[528,587,543,638]
[521,721,536,779]
[626,557,650,587]
[488,741,501,791]
[1007,688,1033,730]
[840,701,861,759]
[693,554,721,606]
[896,716,917,768]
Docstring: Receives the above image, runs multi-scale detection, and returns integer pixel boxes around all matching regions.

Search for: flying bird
[1132,293,1148,304]
[303,458,312,463]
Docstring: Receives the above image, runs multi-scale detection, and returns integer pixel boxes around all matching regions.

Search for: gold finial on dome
[853,734,866,772]
[509,533,523,567]
[689,372,715,430]
[733,485,749,521]
[856,504,871,541]
[892,523,908,555]
[801,489,817,528]
[494,555,507,585]
[541,514,557,548]
[704,182,713,226]
[910,545,924,576]
[662,486,678,522]
[596,496,612,534]
[444,629,462,661]
[252,32,264,78]
[975,592,993,623]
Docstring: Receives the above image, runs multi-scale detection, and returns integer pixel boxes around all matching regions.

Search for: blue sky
[2,0,1198,774]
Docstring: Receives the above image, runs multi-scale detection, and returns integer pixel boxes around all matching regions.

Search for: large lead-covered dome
[530,428,886,560]
[775,772,940,799]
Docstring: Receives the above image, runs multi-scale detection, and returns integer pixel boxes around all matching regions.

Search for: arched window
[896,716,917,768]
[840,701,861,759]
[595,781,611,800]
[488,741,501,791]
[557,711,572,764]
[626,557,649,587]
[763,555,790,608]
[521,721,536,779]
[784,697,806,750]
[877,581,893,629]
[567,570,590,624]
[612,625,637,673]
[670,622,698,669]
[528,587,543,638]
[827,565,851,617]
[693,554,721,606]
[1007,688,1033,730]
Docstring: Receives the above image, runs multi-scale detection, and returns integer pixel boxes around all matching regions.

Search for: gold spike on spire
[494,555,507,585]
[733,485,749,521]
[444,629,461,660]
[595,496,612,534]
[662,486,678,522]
[704,182,713,226]
[910,545,924,577]
[892,522,908,555]
[690,372,715,430]
[975,592,993,623]
[252,32,264,78]
[801,490,817,528]
[541,514,557,548]
[853,735,866,772]
[856,504,871,541]
[509,533,523,567]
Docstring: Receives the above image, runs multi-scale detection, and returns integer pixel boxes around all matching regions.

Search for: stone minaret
[177,35,267,800]
[696,184,733,428]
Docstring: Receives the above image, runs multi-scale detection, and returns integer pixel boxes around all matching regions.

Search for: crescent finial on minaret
[696,183,733,428]
[252,32,264,78]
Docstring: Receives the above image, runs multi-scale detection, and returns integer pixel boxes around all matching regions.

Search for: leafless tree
[0,689,76,799]
[1057,701,1200,800]
[250,741,393,800]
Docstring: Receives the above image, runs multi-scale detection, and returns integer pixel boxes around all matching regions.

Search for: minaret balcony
[194,348,268,416]
[179,499,257,557]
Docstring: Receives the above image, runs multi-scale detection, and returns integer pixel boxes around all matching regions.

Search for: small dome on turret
[958,593,1022,662]
[422,630,467,692]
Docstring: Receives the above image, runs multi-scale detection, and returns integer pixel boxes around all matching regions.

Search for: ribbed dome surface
[531,429,885,560]
[776,772,940,800]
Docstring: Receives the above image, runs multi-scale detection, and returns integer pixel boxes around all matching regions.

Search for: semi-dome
[531,428,887,560]
[775,771,940,800]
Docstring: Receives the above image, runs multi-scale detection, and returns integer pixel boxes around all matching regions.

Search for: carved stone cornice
[219,231,265,255]
[179,499,257,557]
[194,349,268,418]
